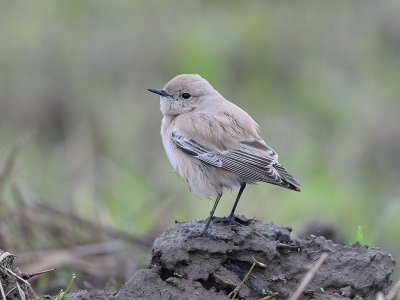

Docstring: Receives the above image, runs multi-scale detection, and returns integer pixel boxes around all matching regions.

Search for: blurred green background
[1,0,399,288]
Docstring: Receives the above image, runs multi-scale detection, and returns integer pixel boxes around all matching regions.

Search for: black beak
[147,88,173,97]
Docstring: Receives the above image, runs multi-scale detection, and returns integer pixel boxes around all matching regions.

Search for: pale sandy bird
[148,74,300,235]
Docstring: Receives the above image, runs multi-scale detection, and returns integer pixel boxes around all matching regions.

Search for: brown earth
[66,216,396,300]
[1,216,397,299]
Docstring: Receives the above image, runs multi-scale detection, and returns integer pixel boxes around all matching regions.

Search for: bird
[147,74,300,236]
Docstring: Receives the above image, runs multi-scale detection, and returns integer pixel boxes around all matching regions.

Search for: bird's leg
[200,192,222,235]
[228,183,246,221]
[186,193,222,239]
[213,184,246,227]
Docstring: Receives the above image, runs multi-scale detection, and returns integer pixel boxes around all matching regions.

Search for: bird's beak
[147,88,173,97]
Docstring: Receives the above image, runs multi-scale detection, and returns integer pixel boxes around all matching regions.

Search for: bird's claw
[212,215,242,227]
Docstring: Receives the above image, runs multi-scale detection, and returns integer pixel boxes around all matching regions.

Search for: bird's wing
[171,131,223,167]
[171,131,300,191]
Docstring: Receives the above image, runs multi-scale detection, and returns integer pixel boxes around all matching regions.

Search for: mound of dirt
[12,216,396,300]
[108,216,396,299]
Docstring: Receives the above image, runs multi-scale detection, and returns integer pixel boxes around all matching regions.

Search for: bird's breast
[162,135,178,171]
[161,117,178,172]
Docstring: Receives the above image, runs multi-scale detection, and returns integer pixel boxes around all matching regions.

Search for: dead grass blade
[16,282,26,300]
[386,279,400,300]
[5,287,16,298]
[228,261,256,299]
[22,268,57,280]
[288,252,329,300]
[376,292,384,300]
[4,267,31,287]
[0,280,6,300]
[228,257,267,299]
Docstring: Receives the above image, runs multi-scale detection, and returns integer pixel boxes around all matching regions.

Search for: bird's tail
[274,163,301,192]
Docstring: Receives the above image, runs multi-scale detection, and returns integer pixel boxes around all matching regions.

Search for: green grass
[56,273,76,300]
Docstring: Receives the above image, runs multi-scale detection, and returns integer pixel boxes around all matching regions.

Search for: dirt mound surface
[1,216,390,299]
[108,216,395,299]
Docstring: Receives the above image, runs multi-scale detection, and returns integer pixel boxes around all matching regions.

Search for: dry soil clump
[111,216,396,299]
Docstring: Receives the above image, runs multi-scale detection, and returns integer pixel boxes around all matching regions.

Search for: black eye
[181,93,191,99]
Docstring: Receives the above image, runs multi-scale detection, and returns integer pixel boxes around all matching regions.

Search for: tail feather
[274,163,301,192]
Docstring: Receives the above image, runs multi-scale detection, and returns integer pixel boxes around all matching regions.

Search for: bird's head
[147,74,216,116]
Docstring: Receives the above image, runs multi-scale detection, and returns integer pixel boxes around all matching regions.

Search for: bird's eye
[181,93,191,99]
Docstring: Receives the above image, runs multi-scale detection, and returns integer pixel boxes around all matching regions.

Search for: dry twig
[3,267,31,287]
[228,261,256,299]
[228,257,266,299]
[252,256,267,269]
[16,282,26,300]
[22,268,57,280]
[376,292,384,300]
[0,281,6,300]
[288,252,329,300]
[386,279,400,300]
[0,263,36,300]
[5,286,16,298]
[213,273,235,289]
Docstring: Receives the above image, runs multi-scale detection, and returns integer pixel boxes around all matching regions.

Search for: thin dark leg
[228,183,246,220]
[201,192,223,234]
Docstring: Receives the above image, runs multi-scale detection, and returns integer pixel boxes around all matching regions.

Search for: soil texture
[2,216,397,299]
[112,216,396,299]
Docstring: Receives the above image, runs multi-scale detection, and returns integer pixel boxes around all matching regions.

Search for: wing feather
[171,131,300,191]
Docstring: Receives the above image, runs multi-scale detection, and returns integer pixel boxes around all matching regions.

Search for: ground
[69,216,395,299]
[1,216,397,299]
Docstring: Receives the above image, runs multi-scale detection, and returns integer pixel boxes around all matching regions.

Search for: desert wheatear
[148,74,300,235]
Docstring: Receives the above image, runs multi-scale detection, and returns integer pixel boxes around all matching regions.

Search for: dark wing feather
[171,132,300,191]
[171,132,222,167]
[274,163,300,186]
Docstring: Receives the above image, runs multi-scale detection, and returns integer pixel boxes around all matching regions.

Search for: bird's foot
[183,215,244,239]
[212,215,242,227]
